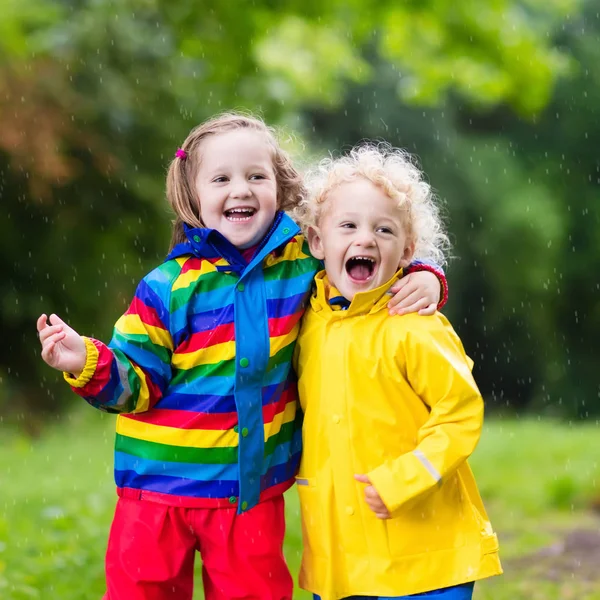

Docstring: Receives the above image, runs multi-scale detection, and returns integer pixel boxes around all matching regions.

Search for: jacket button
[237,283,245,292]
[233,425,239,433]
[193,235,201,243]
[282,227,290,234]
[228,496,237,504]
[241,427,249,437]
[346,506,354,516]
[241,501,248,511]
[240,357,249,368]
[332,415,340,424]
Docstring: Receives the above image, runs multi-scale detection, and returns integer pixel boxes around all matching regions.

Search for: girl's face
[194,129,278,249]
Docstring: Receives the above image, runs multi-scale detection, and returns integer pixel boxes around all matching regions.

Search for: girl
[293,144,502,600]
[37,113,447,600]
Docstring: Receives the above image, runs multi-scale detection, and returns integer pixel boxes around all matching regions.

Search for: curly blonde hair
[166,111,304,249]
[295,143,450,265]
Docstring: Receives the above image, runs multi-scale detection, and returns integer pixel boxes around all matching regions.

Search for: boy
[293,144,502,600]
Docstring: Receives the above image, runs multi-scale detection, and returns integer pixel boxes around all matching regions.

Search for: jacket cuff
[405,261,449,310]
[63,337,99,388]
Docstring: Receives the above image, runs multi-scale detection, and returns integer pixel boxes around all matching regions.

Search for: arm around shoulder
[404,259,449,310]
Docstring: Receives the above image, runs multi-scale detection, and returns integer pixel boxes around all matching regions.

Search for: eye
[377,226,394,234]
[212,176,228,183]
[250,174,267,180]
[340,222,356,229]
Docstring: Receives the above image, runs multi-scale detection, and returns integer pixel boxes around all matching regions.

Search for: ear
[307,226,325,260]
[398,241,416,268]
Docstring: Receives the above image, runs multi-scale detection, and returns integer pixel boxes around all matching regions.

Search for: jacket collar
[311,268,404,317]
[165,212,300,274]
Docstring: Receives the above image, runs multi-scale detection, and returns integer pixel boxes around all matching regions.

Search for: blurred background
[1,0,599,598]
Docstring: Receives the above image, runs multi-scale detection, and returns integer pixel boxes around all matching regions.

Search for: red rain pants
[102,494,292,600]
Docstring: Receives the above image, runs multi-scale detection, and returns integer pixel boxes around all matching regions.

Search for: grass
[1,411,599,599]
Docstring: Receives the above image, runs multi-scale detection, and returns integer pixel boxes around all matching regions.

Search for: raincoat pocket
[296,476,328,559]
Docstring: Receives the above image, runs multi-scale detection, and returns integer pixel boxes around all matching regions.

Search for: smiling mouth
[345,256,377,283]
[224,207,256,222]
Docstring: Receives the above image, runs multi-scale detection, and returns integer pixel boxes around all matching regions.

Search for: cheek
[328,239,345,262]
[268,187,279,208]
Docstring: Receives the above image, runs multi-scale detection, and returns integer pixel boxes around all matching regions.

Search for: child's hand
[37,314,87,377]
[354,474,391,519]
[387,271,440,316]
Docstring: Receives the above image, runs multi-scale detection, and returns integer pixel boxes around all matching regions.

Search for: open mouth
[224,207,256,222]
[345,256,377,283]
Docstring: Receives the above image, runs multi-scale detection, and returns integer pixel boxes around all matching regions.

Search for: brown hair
[166,111,304,249]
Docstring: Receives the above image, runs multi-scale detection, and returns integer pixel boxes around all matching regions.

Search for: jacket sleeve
[367,319,483,516]
[63,265,176,414]
[404,259,449,310]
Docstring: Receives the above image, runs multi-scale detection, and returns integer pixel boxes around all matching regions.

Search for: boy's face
[308,178,414,301]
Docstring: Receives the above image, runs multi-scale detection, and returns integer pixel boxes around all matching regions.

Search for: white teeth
[352,256,375,263]
[224,207,256,221]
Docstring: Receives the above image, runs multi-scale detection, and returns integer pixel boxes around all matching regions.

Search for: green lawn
[1,411,599,599]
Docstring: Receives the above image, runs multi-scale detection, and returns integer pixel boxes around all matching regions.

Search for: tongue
[348,263,371,281]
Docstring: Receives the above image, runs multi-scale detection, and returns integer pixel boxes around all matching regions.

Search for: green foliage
[301,3,600,417]
[0,0,596,419]
[255,16,371,106]
[378,0,576,113]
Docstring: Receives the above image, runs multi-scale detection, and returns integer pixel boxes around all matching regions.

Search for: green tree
[302,3,600,417]
[0,0,585,422]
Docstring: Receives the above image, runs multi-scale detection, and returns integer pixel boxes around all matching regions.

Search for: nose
[354,229,376,247]
[230,178,251,199]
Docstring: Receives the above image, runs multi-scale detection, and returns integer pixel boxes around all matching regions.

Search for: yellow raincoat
[294,270,502,599]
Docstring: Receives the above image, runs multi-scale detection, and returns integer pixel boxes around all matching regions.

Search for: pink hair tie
[175,148,187,160]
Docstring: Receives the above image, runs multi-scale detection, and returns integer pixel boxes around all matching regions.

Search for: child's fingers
[42,331,66,350]
[364,486,389,512]
[354,474,370,484]
[386,282,415,309]
[41,339,57,363]
[418,303,437,316]
[394,297,431,316]
[48,313,67,327]
[391,289,421,311]
[387,276,409,295]
[368,500,389,518]
[364,486,379,499]
[36,314,49,333]
[38,324,64,344]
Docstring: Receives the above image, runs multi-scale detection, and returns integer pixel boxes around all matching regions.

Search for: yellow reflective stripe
[115,314,173,351]
[172,341,236,370]
[413,449,442,483]
[116,416,239,448]
[270,324,299,357]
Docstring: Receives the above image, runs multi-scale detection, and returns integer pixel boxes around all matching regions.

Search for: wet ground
[510,524,600,586]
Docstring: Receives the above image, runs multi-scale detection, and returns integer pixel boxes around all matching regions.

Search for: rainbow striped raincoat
[65,212,320,513]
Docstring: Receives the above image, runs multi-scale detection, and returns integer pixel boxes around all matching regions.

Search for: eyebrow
[336,211,398,224]
[206,162,272,172]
